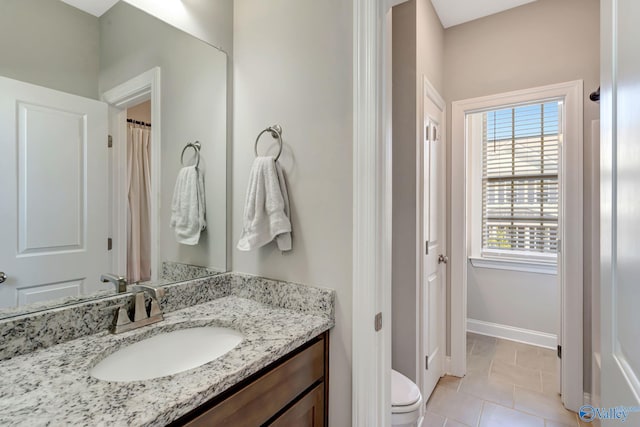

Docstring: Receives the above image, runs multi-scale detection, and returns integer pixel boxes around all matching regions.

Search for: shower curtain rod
[127,118,152,127]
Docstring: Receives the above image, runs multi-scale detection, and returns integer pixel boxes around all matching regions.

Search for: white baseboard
[467,318,557,350]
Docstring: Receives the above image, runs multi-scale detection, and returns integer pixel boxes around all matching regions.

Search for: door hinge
[557,345,562,359]
[557,239,561,253]
[425,240,429,255]
[425,126,430,142]
[375,312,382,331]
[107,238,113,251]
[108,135,113,148]
[425,355,429,370]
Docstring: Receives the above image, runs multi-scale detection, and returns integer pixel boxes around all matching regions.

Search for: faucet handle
[149,298,163,318]
[133,292,148,322]
[114,307,132,327]
[99,303,131,325]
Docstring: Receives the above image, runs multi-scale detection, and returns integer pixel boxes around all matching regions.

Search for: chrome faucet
[108,283,166,334]
[101,273,128,293]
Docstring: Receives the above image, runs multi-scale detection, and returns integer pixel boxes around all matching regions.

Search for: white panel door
[600,0,640,425]
[0,76,110,309]
[421,85,446,400]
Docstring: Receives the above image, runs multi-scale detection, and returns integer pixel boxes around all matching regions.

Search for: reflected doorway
[126,101,152,283]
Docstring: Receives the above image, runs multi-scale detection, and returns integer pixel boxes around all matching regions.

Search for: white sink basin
[90,327,243,382]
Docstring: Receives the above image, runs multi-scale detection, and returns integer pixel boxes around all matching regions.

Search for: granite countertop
[0,295,333,427]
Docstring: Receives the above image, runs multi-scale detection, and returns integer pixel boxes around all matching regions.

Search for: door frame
[418,76,447,397]
[352,0,405,425]
[600,0,640,412]
[450,80,584,411]
[101,67,162,282]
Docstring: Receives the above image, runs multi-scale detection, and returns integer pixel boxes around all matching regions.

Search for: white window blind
[481,101,560,260]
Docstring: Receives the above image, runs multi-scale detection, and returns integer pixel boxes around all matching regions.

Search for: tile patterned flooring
[424,333,597,427]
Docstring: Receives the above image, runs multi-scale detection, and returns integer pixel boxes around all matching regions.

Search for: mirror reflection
[0,0,228,318]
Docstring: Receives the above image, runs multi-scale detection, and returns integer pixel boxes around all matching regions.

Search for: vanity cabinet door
[269,383,324,427]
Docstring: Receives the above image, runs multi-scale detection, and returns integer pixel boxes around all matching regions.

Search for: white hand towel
[170,166,206,245]
[237,156,292,251]
[274,161,292,251]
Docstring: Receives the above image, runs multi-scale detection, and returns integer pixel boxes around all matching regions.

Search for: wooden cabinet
[171,332,329,427]
[270,384,324,427]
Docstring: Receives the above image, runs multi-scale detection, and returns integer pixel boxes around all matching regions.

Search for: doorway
[125,100,152,283]
[450,81,585,411]
[102,67,161,283]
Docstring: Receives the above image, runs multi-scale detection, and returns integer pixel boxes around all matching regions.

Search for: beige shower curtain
[127,123,152,283]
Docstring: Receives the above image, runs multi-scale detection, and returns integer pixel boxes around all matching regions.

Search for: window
[473,100,561,264]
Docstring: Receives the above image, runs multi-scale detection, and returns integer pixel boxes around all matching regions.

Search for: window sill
[468,257,557,275]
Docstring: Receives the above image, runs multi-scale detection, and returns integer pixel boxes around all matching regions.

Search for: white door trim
[450,80,584,411]
[352,0,395,425]
[101,67,161,282]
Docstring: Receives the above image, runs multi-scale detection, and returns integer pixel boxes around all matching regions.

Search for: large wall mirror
[0,0,228,318]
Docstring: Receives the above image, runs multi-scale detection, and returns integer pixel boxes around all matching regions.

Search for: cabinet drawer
[183,338,325,427]
[270,383,324,427]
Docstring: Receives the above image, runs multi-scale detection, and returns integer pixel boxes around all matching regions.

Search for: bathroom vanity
[0,2,339,425]
[0,274,334,426]
[173,332,328,426]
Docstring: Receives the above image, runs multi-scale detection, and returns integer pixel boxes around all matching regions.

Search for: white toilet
[391,369,424,427]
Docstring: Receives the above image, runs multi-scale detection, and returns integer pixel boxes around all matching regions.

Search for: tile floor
[424,333,597,427]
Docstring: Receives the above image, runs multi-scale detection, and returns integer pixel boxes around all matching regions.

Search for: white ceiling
[431,0,538,28]
[59,0,119,17]
[59,0,538,33]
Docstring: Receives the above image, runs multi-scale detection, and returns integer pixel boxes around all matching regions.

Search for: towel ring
[181,141,201,168]
[254,125,283,161]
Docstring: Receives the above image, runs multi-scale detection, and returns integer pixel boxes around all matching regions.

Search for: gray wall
[416,0,444,94]
[0,0,99,99]
[443,0,600,391]
[232,1,352,425]
[392,0,444,383]
[467,267,557,335]
[100,2,228,272]
[124,0,233,54]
